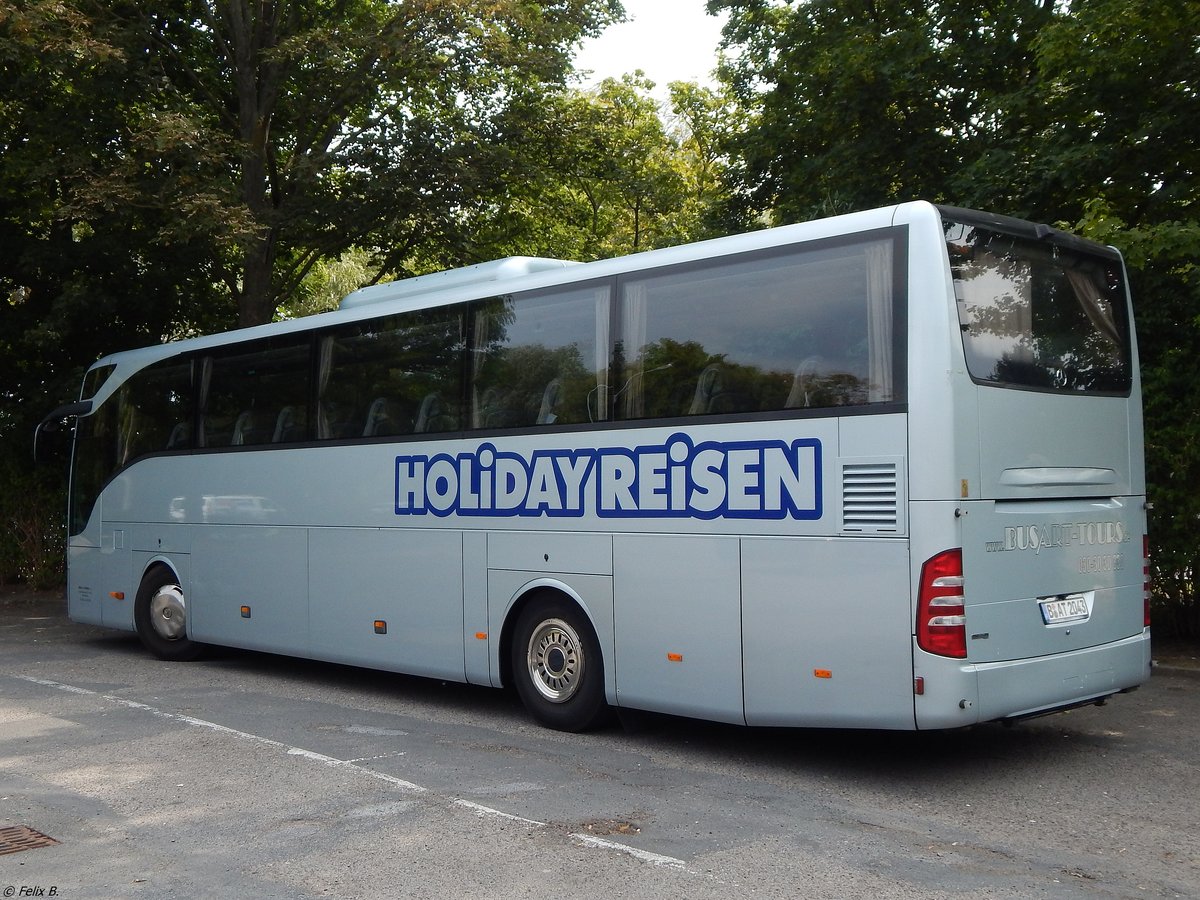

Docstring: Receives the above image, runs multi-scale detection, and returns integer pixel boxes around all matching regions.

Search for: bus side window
[687,363,748,416]
[231,410,261,445]
[785,356,827,409]
[320,307,465,440]
[414,392,457,432]
[536,377,563,425]
[615,236,898,421]
[468,285,610,430]
[201,339,311,447]
[118,358,194,458]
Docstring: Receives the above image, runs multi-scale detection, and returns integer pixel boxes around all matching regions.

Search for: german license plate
[1040,594,1090,625]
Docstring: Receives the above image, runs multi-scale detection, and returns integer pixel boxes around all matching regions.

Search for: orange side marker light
[813,669,832,679]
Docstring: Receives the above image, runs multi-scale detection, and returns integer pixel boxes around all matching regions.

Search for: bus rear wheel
[511,595,608,732]
[134,568,206,661]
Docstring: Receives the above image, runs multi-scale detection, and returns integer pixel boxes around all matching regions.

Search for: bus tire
[134,567,206,662]
[511,595,608,732]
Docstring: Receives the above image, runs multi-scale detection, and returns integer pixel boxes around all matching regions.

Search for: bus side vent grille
[842,462,899,532]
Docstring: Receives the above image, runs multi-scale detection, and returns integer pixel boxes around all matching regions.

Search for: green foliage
[459,75,727,262]
[0,455,66,590]
[713,0,1199,226]
[663,80,737,240]
[1033,0,1200,223]
[277,74,736,317]
[1,0,233,499]
[277,247,381,319]
[712,0,1063,223]
[3,0,625,333]
[1076,201,1200,637]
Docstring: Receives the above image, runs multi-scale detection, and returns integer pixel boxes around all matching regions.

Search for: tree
[711,0,1091,224]
[1033,0,1200,225]
[663,80,734,240]
[460,75,732,262]
[18,0,622,329]
[1,0,229,430]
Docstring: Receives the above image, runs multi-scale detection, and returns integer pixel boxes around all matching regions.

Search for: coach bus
[38,201,1151,731]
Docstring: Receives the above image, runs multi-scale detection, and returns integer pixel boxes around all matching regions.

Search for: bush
[0,455,67,590]
[1150,571,1199,640]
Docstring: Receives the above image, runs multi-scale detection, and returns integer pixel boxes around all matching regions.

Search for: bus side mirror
[34,400,92,463]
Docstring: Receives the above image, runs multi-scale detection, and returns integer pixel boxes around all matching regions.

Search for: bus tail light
[917,549,966,658]
[1143,535,1152,628]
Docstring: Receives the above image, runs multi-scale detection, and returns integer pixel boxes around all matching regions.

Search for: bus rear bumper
[917,630,1151,729]
[979,630,1151,724]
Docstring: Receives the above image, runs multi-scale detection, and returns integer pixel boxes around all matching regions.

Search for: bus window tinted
[471,285,611,428]
[81,364,116,400]
[946,222,1132,394]
[201,339,312,447]
[117,358,194,459]
[614,237,902,420]
[320,307,465,439]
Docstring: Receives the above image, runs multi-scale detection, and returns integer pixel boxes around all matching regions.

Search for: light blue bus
[41,202,1151,731]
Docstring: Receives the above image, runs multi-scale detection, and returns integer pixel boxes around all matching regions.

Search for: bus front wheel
[134,568,206,662]
[511,595,608,732]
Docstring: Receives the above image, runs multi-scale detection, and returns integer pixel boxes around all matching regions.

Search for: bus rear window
[945,221,1131,394]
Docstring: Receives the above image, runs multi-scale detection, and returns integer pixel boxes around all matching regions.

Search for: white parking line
[451,797,545,827]
[570,831,690,868]
[15,674,691,871]
[17,674,426,792]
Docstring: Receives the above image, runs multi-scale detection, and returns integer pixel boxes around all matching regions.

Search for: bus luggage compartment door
[742,535,914,729]
[613,534,744,724]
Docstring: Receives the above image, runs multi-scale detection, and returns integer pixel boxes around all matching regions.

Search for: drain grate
[0,825,60,855]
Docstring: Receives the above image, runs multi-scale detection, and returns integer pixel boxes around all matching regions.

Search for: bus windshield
[945,219,1132,394]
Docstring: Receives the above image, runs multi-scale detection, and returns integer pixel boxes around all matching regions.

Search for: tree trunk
[227,0,282,327]
[238,234,278,328]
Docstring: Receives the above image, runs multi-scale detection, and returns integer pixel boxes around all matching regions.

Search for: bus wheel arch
[503,587,609,732]
[134,563,206,662]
